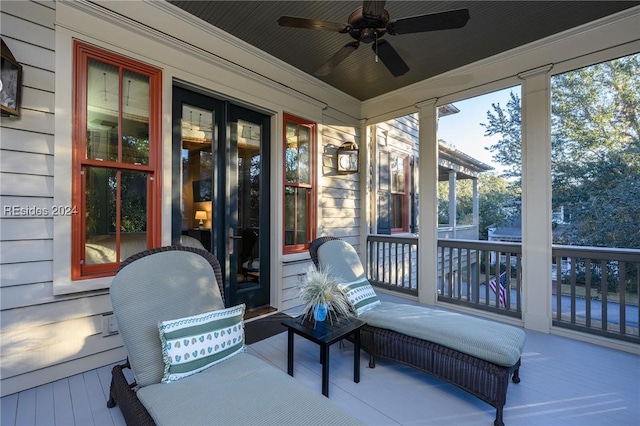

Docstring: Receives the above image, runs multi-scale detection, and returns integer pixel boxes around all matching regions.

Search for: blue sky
[437,86,519,173]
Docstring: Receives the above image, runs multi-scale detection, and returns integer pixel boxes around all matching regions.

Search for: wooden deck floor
[3,299,639,425]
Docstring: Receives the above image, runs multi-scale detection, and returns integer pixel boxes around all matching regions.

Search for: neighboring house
[372,112,492,238]
[1,1,637,397]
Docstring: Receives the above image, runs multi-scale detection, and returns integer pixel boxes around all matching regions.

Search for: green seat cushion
[137,352,363,426]
[360,302,526,366]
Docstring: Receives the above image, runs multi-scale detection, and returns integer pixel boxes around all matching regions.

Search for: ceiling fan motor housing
[348,6,389,43]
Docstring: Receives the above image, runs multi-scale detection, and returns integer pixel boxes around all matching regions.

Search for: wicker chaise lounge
[311,237,526,426]
[107,245,362,425]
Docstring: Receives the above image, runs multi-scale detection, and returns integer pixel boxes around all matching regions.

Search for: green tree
[481,91,522,182]
[478,173,520,240]
[481,53,640,249]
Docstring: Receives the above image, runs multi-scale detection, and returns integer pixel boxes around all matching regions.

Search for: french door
[172,85,270,309]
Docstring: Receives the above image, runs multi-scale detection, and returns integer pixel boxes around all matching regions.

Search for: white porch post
[520,65,554,333]
[472,177,479,235]
[416,99,439,305]
[448,171,457,238]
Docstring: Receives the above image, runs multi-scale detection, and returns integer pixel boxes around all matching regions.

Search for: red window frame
[71,41,162,280]
[282,113,316,254]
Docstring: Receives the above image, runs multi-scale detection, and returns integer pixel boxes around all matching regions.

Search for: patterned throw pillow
[158,304,245,383]
[338,277,381,316]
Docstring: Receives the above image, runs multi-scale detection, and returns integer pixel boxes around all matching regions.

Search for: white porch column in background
[416,99,439,306]
[448,171,457,238]
[472,178,479,235]
[520,65,554,333]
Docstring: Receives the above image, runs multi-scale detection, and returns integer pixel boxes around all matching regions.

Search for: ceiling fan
[277,1,470,77]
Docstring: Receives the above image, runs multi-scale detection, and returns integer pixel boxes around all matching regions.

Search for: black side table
[281,315,366,397]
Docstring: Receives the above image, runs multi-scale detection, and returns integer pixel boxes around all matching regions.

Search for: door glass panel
[86,59,119,162]
[181,105,213,250]
[237,120,261,289]
[122,69,150,165]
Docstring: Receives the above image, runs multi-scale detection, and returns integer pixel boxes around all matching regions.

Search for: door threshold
[244,306,277,321]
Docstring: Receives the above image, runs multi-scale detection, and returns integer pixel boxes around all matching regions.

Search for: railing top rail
[367,235,419,244]
[438,238,522,251]
[552,244,640,262]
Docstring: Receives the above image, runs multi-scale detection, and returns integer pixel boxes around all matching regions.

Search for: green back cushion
[317,240,380,316]
[110,250,225,387]
[159,304,245,383]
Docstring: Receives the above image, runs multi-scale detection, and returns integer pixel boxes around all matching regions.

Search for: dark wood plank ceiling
[168,1,639,101]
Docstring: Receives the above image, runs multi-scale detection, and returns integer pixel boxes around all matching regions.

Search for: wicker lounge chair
[310,237,525,426]
[107,245,361,425]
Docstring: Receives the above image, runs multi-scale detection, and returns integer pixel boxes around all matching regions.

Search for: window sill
[53,275,113,296]
[282,252,311,263]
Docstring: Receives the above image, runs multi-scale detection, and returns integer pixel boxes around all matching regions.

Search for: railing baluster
[570,257,577,325]
[619,261,626,336]
[585,258,592,328]
[601,259,608,333]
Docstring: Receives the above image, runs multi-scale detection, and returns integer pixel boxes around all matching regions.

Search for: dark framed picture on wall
[1,39,23,117]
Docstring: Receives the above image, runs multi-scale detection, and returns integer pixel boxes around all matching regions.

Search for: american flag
[489,271,508,307]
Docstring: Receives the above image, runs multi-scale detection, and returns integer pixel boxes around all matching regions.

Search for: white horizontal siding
[0,282,54,311]
[0,173,53,197]
[0,107,54,134]
[0,127,54,155]
[1,294,113,332]
[280,260,312,311]
[21,64,55,93]
[0,37,54,72]
[0,261,52,287]
[1,11,55,49]
[0,239,53,264]
[0,218,53,241]
[319,110,361,242]
[1,313,123,378]
[0,0,55,30]
[1,150,54,176]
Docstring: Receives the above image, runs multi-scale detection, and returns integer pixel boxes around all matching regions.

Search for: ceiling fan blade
[387,8,470,35]
[373,39,409,77]
[315,42,359,76]
[277,16,348,33]
[362,1,386,19]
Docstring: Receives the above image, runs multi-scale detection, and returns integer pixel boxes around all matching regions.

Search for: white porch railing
[366,235,640,344]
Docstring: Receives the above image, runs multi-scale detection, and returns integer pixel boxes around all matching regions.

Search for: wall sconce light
[1,38,23,117]
[336,141,359,173]
[195,210,207,228]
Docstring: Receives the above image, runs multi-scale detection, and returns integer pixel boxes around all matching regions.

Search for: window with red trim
[283,114,316,254]
[72,42,162,279]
